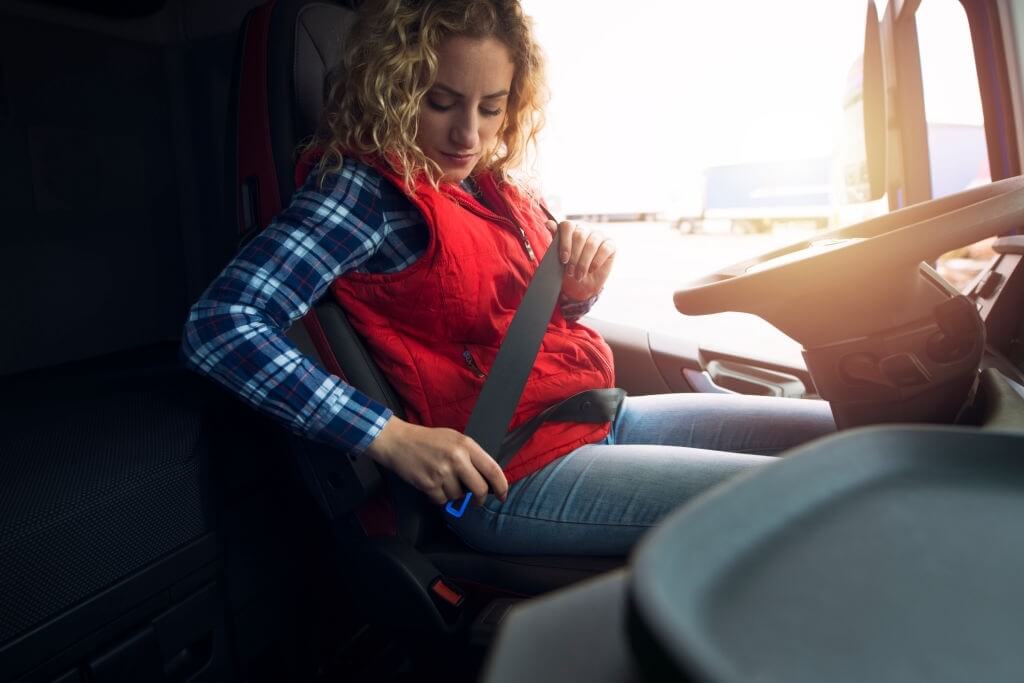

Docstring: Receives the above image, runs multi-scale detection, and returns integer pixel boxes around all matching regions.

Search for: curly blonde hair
[312,0,547,190]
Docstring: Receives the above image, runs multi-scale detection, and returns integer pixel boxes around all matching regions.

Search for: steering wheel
[673,176,1024,427]
[675,176,1024,347]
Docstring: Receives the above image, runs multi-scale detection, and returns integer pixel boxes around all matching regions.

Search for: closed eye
[427,98,502,118]
[427,97,455,112]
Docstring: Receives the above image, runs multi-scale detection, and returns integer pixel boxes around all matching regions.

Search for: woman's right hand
[365,417,509,506]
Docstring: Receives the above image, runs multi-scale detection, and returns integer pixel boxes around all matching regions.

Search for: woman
[183,0,835,555]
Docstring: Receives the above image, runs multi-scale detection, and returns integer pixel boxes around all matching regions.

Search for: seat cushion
[0,346,212,646]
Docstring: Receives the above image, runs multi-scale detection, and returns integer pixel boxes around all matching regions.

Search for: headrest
[264,0,356,203]
[291,2,356,136]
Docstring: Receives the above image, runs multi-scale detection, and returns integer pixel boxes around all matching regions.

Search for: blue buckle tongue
[445,493,473,518]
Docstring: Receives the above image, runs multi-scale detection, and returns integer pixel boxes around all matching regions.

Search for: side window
[916,0,995,290]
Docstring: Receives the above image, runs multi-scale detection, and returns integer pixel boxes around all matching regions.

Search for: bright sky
[519,0,983,215]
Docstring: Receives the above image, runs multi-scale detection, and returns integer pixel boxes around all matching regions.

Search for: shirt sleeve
[181,159,405,455]
[559,291,601,322]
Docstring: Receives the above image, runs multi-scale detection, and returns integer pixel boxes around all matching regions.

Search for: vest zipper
[518,228,537,262]
[448,187,538,264]
[462,346,487,378]
[494,190,538,263]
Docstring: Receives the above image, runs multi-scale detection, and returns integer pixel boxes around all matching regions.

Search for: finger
[567,224,589,277]
[545,219,557,235]
[557,221,575,265]
[575,231,606,279]
[587,239,616,277]
[454,456,491,505]
[425,487,448,506]
[440,478,464,503]
[470,448,509,502]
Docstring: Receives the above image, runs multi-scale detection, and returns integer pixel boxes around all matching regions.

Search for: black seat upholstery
[232,0,623,634]
[0,347,227,679]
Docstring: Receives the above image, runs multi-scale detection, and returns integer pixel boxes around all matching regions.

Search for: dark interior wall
[0,3,368,680]
[0,0,256,375]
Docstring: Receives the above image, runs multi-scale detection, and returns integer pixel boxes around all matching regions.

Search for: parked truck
[673,157,833,234]
[674,120,987,236]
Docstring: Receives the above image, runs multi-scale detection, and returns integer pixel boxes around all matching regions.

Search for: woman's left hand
[546,220,616,301]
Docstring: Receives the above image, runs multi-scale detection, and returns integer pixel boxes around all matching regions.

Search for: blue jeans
[448,393,836,555]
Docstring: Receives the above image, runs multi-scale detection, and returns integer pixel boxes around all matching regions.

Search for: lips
[441,151,477,166]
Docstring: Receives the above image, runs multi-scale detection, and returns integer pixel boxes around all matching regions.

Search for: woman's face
[417,35,515,183]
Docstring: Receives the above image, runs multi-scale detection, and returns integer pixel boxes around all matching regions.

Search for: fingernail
[560,251,569,264]
[566,265,574,278]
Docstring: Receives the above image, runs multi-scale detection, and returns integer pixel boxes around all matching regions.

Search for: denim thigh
[449,393,836,556]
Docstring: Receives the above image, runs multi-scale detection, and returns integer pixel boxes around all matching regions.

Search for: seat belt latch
[445,493,473,518]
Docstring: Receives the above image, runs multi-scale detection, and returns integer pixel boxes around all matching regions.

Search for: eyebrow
[431,83,509,100]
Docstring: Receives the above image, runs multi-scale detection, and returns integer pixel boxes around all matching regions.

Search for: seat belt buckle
[445,492,473,518]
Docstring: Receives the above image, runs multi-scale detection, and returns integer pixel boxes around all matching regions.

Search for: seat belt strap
[498,387,625,464]
[462,231,564,459]
[446,206,625,518]
[445,240,562,518]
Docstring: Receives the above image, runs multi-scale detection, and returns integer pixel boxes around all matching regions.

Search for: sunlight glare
[522,0,866,214]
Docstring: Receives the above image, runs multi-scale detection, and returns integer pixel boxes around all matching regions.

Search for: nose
[450,108,479,151]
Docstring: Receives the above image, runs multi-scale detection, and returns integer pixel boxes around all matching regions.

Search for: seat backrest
[233,0,440,550]
[231,1,626,616]
[234,0,406,417]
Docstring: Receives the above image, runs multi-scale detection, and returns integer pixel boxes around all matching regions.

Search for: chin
[444,171,470,183]
[439,166,472,184]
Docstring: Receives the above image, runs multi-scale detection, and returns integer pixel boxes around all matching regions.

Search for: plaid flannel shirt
[182,158,596,455]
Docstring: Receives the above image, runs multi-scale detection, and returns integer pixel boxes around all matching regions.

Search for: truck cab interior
[2,0,1023,682]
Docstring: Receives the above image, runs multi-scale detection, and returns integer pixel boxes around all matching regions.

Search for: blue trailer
[676,157,833,234]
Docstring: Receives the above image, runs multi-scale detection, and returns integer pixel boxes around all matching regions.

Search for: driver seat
[231,0,622,639]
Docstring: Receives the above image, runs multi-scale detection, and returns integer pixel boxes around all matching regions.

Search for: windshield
[522,0,993,350]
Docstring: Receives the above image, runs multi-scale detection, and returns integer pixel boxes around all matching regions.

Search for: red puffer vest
[303,155,615,483]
